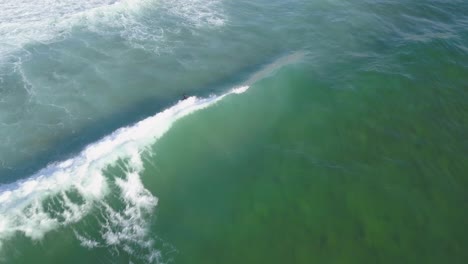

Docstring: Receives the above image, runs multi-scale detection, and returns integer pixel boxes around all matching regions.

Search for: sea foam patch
[0,0,227,60]
[0,0,120,59]
[161,0,226,27]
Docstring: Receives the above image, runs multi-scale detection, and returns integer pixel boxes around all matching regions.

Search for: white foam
[92,169,159,260]
[0,85,249,252]
[0,0,226,59]
[74,231,101,249]
[0,0,120,60]
[161,0,226,27]
[232,85,249,94]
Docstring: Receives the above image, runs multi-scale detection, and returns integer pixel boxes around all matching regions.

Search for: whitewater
[0,0,225,60]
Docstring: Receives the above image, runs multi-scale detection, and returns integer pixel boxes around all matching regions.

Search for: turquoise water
[1,0,468,263]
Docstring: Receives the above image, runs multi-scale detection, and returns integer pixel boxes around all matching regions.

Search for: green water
[1,0,468,263]
[144,62,468,263]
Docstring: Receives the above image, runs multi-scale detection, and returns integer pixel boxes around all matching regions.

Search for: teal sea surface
[0,0,468,263]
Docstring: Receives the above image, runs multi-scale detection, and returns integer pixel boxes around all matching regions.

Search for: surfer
[182,94,188,100]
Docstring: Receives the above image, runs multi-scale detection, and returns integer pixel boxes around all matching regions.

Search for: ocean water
[1,0,468,263]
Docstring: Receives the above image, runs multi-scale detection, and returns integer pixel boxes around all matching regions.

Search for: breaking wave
[0,50,305,262]
[0,85,249,261]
